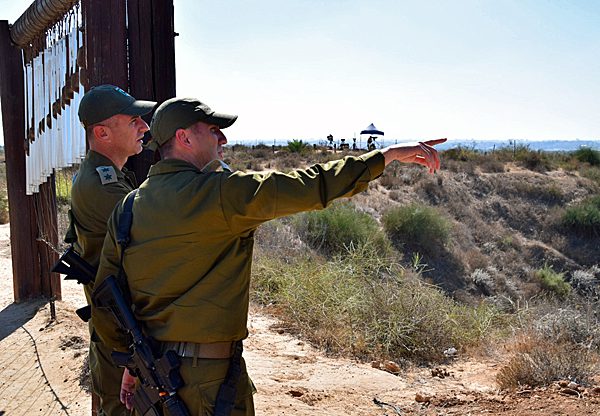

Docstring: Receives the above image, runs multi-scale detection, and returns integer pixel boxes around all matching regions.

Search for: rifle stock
[51,246,96,285]
[92,275,190,416]
[50,247,96,322]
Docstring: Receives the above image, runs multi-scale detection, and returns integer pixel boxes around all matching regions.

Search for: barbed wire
[21,325,71,415]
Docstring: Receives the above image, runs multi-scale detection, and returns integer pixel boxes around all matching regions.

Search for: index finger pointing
[422,138,447,147]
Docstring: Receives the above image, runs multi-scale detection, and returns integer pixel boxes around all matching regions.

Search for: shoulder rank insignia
[96,166,118,185]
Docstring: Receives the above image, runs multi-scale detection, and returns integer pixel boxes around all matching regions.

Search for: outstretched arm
[381,138,447,173]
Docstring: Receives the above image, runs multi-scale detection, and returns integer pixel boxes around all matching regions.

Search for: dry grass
[497,298,600,389]
[497,335,599,389]
[252,244,508,364]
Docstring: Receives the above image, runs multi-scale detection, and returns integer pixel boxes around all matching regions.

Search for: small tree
[287,139,310,153]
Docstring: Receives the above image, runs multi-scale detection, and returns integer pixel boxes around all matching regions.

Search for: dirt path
[0,223,598,415]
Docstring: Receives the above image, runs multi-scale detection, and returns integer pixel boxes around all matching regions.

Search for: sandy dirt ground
[0,222,599,415]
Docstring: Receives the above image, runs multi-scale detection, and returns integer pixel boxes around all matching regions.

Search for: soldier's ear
[92,125,110,142]
[175,129,192,149]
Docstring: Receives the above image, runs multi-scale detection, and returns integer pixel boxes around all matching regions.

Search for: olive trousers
[90,338,130,416]
[156,356,255,416]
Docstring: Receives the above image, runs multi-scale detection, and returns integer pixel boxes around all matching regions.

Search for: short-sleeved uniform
[69,150,137,416]
[93,150,385,415]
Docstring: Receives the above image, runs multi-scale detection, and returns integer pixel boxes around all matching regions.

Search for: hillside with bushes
[225,143,600,389]
[0,141,600,410]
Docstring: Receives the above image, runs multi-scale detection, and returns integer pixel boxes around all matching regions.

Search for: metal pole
[10,0,78,47]
[0,21,42,301]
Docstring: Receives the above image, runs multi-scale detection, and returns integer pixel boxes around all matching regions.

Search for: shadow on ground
[0,298,46,341]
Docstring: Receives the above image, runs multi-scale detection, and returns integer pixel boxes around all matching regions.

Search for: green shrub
[442,146,480,162]
[292,201,391,257]
[535,265,571,299]
[562,195,600,237]
[574,147,600,166]
[251,245,505,364]
[287,139,310,154]
[515,150,553,172]
[382,203,450,253]
[580,166,600,184]
[0,191,8,224]
[55,176,72,206]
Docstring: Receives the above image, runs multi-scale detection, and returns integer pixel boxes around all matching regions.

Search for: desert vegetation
[228,142,600,389]
[2,143,599,391]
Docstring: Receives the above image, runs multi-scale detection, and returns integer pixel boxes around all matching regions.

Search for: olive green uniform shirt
[69,150,137,302]
[93,150,385,351]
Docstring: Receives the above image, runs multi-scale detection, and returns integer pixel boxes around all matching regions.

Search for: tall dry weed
[496,334,599,389]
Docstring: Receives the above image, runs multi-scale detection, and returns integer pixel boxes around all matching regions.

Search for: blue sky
[1,0,599,144]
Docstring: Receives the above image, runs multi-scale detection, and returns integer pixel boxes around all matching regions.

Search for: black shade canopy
[360,123,384,136]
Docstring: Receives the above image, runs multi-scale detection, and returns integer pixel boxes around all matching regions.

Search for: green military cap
[147,97,237,150]
[78,84,156,127]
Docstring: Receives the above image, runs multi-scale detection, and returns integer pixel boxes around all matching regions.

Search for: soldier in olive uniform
[68,85,155,415]
[92,97,445,415]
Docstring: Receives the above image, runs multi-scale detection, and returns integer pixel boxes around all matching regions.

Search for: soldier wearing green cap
[92,96,446,415]
[67,84,156,416]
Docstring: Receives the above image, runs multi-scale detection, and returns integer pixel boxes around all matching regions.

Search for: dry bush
[417,177,447,205]
[378,171,404,189]
[495,178,564,205]
[496,233,522,252]
[532,303,600,349]
[463,248,489,272]
[580,166,600,184]
[497,297,600,390]
[497,334,599,390]
[571,266,600,300]
[224,144,275,171]
[254,218,312,261]
[251,245,507,364]
[442,159,477,174]
[516,151,554,172]
[274,151,302,170]
[479,158,506,173]
[388,190,402,202]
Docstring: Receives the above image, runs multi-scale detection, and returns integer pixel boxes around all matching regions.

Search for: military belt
[162,341,234,359]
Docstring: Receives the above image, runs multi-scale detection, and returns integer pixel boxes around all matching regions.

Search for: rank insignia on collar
[96,166,118,185]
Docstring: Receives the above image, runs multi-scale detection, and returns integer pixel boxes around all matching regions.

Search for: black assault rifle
[92,274,190,416]
[50,246,96,321]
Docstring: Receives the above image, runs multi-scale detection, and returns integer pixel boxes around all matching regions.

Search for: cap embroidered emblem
[113,86,132,98]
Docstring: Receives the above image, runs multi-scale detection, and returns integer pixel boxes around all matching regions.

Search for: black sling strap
[214,341,244,416]
[116,189,138,284]
[117,189,138,253]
